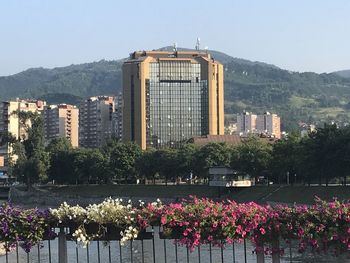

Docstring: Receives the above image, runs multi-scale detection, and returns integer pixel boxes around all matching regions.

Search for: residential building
[112,92,123,141]
[79,96,115,148]
[236,112,257,135]
[236,111,281,139]
[0,99,46,172]
[256,112,281,139]
[122,50,224,149]
[43,104,79,147]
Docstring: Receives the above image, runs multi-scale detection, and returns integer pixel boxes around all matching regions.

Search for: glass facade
[146,61,208,148]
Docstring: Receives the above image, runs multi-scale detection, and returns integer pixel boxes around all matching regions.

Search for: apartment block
[43,104,79,147]
[79,96,115,148]
[236,112,257,135]
[0,99,46,172]
[237,111,281,139]
[123,50,224,149]
[112,92,123,141]
[256,112,281,139]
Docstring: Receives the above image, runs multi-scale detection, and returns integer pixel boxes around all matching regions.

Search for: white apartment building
[79,96,115,148]
[236,112,257,135]
[237,111,281,139]
[43,104,79,147]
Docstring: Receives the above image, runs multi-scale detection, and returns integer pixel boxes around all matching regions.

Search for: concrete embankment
[9,184,223,207]
[9,184,350,208]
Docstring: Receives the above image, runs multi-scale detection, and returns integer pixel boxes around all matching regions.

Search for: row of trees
[1,112,350,187]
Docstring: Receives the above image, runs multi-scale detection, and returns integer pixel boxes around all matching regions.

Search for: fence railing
[3,228,350,263]
[1,226,295,263]
[2,197,350,263]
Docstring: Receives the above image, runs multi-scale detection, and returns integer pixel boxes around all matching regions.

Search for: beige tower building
[236,112,257,135]
[79,96,115,148]
[43,104,79,147]
[256,112,281,139]
[0,99,46,172]
[122,50,224,149]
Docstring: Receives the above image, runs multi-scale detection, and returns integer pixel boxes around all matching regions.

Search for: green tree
[301,124,345,186]
[232,137,272,183]
[338,126,350,185]
[47,138,75,184]
[109,143,142,183]
[0,131,16,146]
[156,148,180,185]
[12,113,49,188]
[193,143,232,181]
[135,149,158,184]
[72,148,109,184]
[270,133,302,184]
[177,144,198,179]
[46,137,72,153]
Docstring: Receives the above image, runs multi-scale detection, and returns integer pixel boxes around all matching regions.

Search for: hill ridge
[1,48,350,131]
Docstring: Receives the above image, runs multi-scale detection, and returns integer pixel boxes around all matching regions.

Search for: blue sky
[0,0,349,76]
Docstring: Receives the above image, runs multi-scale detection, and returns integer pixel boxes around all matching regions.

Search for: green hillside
[1,49,350,131]
[334,70,350,79]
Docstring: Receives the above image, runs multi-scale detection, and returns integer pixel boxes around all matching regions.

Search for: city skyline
[1,0,350,76]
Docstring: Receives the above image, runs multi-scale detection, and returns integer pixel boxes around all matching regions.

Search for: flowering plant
[49,202,86,224]
[139,196,350,254]
[0,203,53,252]
[1,197,349,255]
[50,198,140,246]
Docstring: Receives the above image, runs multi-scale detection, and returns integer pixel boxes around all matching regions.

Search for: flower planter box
[83,224,153,241]
[135,230,153,240]
[42,227,57,240]
[102,224,123,240]
[159,228,182,240]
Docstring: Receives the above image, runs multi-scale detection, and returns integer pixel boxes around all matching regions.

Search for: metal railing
[1,227,348,263]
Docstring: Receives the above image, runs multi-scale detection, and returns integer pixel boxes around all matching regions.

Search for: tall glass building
[123,51,224,149]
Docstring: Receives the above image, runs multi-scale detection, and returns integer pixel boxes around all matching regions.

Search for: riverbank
[8,184,350,207]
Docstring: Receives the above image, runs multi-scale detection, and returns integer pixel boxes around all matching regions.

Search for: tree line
[1,112,350,187]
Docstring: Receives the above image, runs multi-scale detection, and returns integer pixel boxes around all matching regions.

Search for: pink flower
[259,227,266,235]
[161,216,167,225]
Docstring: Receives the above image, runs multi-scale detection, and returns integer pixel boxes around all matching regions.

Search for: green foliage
[46,137,73,153]
[232,137,273,182]
[12,113,49,187]
[0,60,122,100]
[106,142,142,182]
[135,148,158,181]
[177,144,198,177]
[154,148,180,184]
[73,148,109,184]
[47,138,74,184]
[193,143,232,178]
[300,124,350,185]
[270,133,303,184]
[39,93,83,105]
[0,131,16,146]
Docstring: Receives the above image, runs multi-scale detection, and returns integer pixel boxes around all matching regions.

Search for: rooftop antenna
[173,42,178,52]
[195,37,200,51]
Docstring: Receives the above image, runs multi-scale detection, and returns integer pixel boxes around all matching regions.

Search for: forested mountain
[334,70,350,79]
[1,48,350,131]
